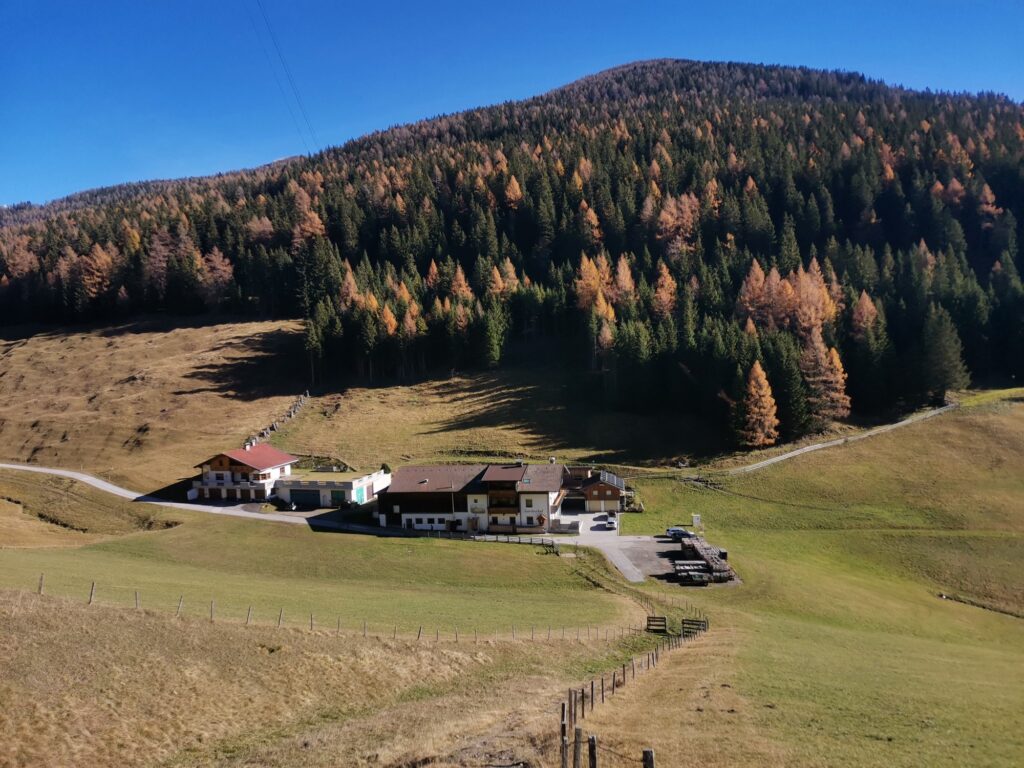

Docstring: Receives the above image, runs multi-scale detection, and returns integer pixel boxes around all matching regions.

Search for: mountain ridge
[1,57,1022,446]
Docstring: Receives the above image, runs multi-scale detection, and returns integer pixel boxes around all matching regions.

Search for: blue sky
[2,0,1021,205]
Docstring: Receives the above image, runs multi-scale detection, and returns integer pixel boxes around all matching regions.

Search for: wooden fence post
[363,620,367,638]
[632,657,636,679]
[573,727,583,768]
[601,676,605,703]
[588,734,597,768]
[310,613,314,631]
[455,626,459,643]
[176,595,183,617]
[88,581,96,605]
[278,608,284,628]
[37,573,44,595]
[134,590,140,610]
[560,736,569,768]
[417,626,423,641]
[210,600,215,623]
[642,748,655,768]
[590,679,595,711]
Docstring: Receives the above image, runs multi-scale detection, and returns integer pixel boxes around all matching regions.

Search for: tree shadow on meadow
[170,326,307,400]
[425,368,726,466]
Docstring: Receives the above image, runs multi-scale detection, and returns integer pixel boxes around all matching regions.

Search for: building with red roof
[190,443,298,502]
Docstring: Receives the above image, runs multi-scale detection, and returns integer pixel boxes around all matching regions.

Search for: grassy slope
[270,361,721,471]
[0,496,632,633]
[0,591,636,768]
[614,399,1024,767]
[0,318,304,490]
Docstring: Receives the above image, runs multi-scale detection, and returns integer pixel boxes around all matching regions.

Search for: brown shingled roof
[518,463,567,493]
[481,464,527,483]
[384,464,486,493]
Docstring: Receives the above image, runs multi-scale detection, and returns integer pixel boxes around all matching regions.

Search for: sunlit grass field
[612,396,1024,766]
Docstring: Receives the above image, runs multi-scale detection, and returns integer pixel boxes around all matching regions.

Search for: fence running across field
[25,571,707,647]
[555,619,708,767]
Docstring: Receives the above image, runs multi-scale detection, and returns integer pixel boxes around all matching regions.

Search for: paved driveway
[560,511,662,584]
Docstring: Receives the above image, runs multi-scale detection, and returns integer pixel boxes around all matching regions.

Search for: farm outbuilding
[276,467,391,509]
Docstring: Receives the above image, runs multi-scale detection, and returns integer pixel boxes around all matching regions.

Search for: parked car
[666,526,694,540]
[606,518,618,530]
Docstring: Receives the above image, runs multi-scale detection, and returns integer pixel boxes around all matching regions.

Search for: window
[490,516,497,524]
[527,516,534,525]
[525,498,533,508]
[427,518,434,525]
[592,490,598,497]
[606,490,612,496]
[509,517,516,524]
[415,518,423,524]
[393,504,400,514]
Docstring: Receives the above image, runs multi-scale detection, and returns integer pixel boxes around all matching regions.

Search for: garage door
[562,497,585,512]
[290,489,321,508]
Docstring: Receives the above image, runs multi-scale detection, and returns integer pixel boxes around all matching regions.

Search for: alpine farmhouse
[376,462,627,533]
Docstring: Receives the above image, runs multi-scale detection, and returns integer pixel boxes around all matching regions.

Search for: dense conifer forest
[2,60,1022,445]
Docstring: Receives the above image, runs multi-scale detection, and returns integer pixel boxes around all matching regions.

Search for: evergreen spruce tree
[921,303,969,402]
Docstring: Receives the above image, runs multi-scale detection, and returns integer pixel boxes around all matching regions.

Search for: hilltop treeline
[2,60,1023,445]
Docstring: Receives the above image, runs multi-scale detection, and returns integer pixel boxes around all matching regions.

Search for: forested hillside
[2,60,1022,445]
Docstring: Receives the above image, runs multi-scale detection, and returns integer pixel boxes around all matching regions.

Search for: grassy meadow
[0,590,654,768]
[1,317,1022,766]
[270,359,719,472]
[0,479,634,635]
[603,397,1024,767]
[0,317,305,490]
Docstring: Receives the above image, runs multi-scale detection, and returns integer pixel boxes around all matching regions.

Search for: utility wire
[254,0,322,151]
[240,0,311,155]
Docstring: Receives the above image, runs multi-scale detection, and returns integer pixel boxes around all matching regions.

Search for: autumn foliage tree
[0,60,1019,437]
[738,360,780,447]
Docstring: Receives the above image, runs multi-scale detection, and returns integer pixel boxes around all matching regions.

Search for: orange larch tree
[739,360,780,447]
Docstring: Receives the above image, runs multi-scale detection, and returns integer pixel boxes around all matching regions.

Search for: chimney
[244,442,251,451]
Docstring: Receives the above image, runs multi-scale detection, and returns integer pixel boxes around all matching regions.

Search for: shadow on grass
[171,327,306,399]
[425,367,726,466]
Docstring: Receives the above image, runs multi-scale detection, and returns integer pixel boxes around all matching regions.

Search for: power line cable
[239,0,311,155]
[254,0,322,151]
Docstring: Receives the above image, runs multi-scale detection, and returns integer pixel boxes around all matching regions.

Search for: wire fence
[553,618,707,767]
[19,571,703,648]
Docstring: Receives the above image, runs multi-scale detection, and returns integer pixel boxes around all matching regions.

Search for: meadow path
[726,403,957,475]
